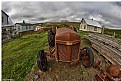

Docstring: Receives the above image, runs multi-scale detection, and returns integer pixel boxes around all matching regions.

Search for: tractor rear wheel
[80,47,94,68]
[48,28,55,47]
[37,50,47,71]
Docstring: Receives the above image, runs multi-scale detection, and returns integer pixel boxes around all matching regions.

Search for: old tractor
[37,26,121,81]
[37,26,94,71]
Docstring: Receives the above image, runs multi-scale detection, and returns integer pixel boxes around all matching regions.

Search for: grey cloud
[115,2,121,6]
[2,2,121,29]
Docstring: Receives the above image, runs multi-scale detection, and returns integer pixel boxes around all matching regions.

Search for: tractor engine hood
[55,27,81,64]
[55,28,81,45]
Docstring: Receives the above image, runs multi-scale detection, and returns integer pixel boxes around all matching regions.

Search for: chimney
[23,20,25,23]
[82,18,84,23]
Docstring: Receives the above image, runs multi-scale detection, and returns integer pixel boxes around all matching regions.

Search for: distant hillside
[42,22,121,39]
[42,22,80,29]
[104,28,121,39]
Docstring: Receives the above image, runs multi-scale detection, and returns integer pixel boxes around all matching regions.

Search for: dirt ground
[24,38,110,81]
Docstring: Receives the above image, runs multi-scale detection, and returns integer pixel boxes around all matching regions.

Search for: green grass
[2,31,48,81]
[104,28,121,39]
[79,69,84,75]
[77,30,87,38]
[77,30,92,48]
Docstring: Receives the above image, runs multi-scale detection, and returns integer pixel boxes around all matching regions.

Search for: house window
[18,26,20,30]
[29,26,31,29]
[80,25,82,29]
[84,25,86,29]
[26,26,28,30]
[14,26,16,30]
[94,27,97,31]
[2,17,3,23]
[10,31,12,34]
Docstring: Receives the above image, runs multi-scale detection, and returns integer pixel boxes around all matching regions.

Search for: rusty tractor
[37,26,121,81]
[37,26,94,70]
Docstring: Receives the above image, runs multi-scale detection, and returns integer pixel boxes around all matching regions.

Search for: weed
[79,69,84,75]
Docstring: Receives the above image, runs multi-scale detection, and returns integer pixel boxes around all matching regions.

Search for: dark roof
[15,23,32,26]
[2,10,9,17]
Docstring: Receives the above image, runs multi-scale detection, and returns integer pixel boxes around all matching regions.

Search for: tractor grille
[58,44,67,61]
[71,44,79,61]
[57,43,79,62]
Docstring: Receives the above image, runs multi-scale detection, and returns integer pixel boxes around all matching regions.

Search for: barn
[79,18,102,33]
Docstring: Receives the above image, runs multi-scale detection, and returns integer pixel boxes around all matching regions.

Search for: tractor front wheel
[80,47,94,68]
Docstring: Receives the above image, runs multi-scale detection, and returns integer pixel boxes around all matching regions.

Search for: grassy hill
[2,31,48,81]
[104,28,121,39]
[42,22,80,29]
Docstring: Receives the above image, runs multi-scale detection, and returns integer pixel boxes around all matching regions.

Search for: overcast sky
[2,2,121,29]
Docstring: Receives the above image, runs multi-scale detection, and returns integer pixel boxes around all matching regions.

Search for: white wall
[80,22,102,33]
[15,24,21,33]
[15,24,34,33]
[2,12,8,26]
[87,25,102,33]
[97,27,102,33]
[80,23,87,31]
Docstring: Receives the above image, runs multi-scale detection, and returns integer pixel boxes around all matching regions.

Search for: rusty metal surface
[55,28,80,63]
[52,26,56,34]
[95,74,104,81]
[71,44,80,61]
[56,28,80,41]
[93,60,101,69]
[80,47,94,68]
[94,61,121,81]
[58,44,67,61]
[118,71,121,78]
[94,66,112,81]
[81,49,90,67]
[107,64,120,77]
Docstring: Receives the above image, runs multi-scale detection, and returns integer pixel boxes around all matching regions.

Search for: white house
[15,20,35,35]
[35,26,44,31]
[80,18,102,33]
[32,23,43,31]
[2,10,16,43]
[2,10,9,26]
